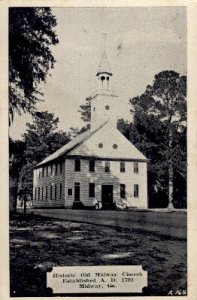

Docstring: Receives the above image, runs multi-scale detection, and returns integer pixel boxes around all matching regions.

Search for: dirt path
[30,208,186,239]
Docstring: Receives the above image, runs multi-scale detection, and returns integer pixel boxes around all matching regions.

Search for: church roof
[96,51,112,76]
[35,122,147,168]
[36,123,106,167]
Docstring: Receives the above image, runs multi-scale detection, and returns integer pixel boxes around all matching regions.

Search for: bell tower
[90,36,119,131]
[96,51,112,90]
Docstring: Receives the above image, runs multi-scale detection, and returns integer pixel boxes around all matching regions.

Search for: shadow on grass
[9,213,187,297]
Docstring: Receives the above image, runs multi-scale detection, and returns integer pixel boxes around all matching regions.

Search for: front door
[102,185,114,209]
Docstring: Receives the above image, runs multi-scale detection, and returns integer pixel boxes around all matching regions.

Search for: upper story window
[89,160,95,172]
[134,184,139,198]
[120,184,126,198]
[75,159,81,172]
[113,144,118,149]
[105,161,110,173]
[51,165,53,175]
[134,162,139,173]
[120,161,125,173]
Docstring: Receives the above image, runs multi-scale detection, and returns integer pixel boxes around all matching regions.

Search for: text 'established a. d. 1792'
[47,265,147,294]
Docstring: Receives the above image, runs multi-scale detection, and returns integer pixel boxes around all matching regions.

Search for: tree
[129,71,186,208]
[69,124,90,138]
[149,71,186,208]
[9,138,25,212]
[13,111,70,211]
[9,8,59,124]
[78,97,92,123]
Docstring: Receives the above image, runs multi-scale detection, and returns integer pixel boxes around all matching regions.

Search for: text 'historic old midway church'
[33,49,148,209]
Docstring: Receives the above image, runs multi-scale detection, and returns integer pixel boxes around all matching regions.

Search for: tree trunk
[9,178,18,213]
[168,127,174,209]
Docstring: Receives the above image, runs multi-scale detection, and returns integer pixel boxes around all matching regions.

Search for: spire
[96,34,112,89]
[96,51,112,77]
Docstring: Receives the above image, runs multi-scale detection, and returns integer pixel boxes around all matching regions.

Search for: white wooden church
[33,50,148,209]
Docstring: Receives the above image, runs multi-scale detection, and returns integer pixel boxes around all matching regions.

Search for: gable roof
[69,121,148,161]
[35,123,106,168]
[36,122,147,168]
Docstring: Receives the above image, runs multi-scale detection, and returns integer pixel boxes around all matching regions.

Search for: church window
[105,161,110,172]
[101,76,105,81]
[120,161,125,172]
[134,162,139,173]
[46,166,48,177]
[68,188,72,196]
[60,183,62,198]
[54,184,57,200]
[107,77,109,81]
[51,165,53,175]
[46,186,48,200]
[120,184,126,198]
[98,143,103,148]
[89,183,95,197]
[38,187,40,200]
[134,184,139,198]
[55,164,58,174]
[50,185,53,200]
[75,159,81,171]
[41,187,44,200]
[113,144,118,149]
[93,107,96,111]
[89,159,95,172]
[105,105,110,110]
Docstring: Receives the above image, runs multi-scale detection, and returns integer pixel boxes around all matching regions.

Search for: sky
[9,6,186,140]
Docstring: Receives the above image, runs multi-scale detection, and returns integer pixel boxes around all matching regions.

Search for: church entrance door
[101,185,114,209]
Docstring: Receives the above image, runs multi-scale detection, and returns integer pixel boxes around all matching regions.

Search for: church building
[33,50,148,209]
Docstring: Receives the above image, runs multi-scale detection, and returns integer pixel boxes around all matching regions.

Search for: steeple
[96,51,112,76]
[96,34,112,89]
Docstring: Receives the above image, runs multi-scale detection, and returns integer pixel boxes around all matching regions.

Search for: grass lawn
[10,213,187,297]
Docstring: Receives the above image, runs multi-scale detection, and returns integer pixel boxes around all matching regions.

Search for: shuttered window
[89,183,95,197]
[134,184,139,198]
[60,183,62,198]
[120,161,125,172]
[89,160,95,172]
[134,162,139,173]
[75,159,81,171]
[55,184,57,200]
[50,185,53,200]
[105,161,110,172]
[120,184,126,198]
[38,187,40,200]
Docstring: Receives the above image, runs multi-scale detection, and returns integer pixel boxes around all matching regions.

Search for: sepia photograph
[7,4,188,298]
